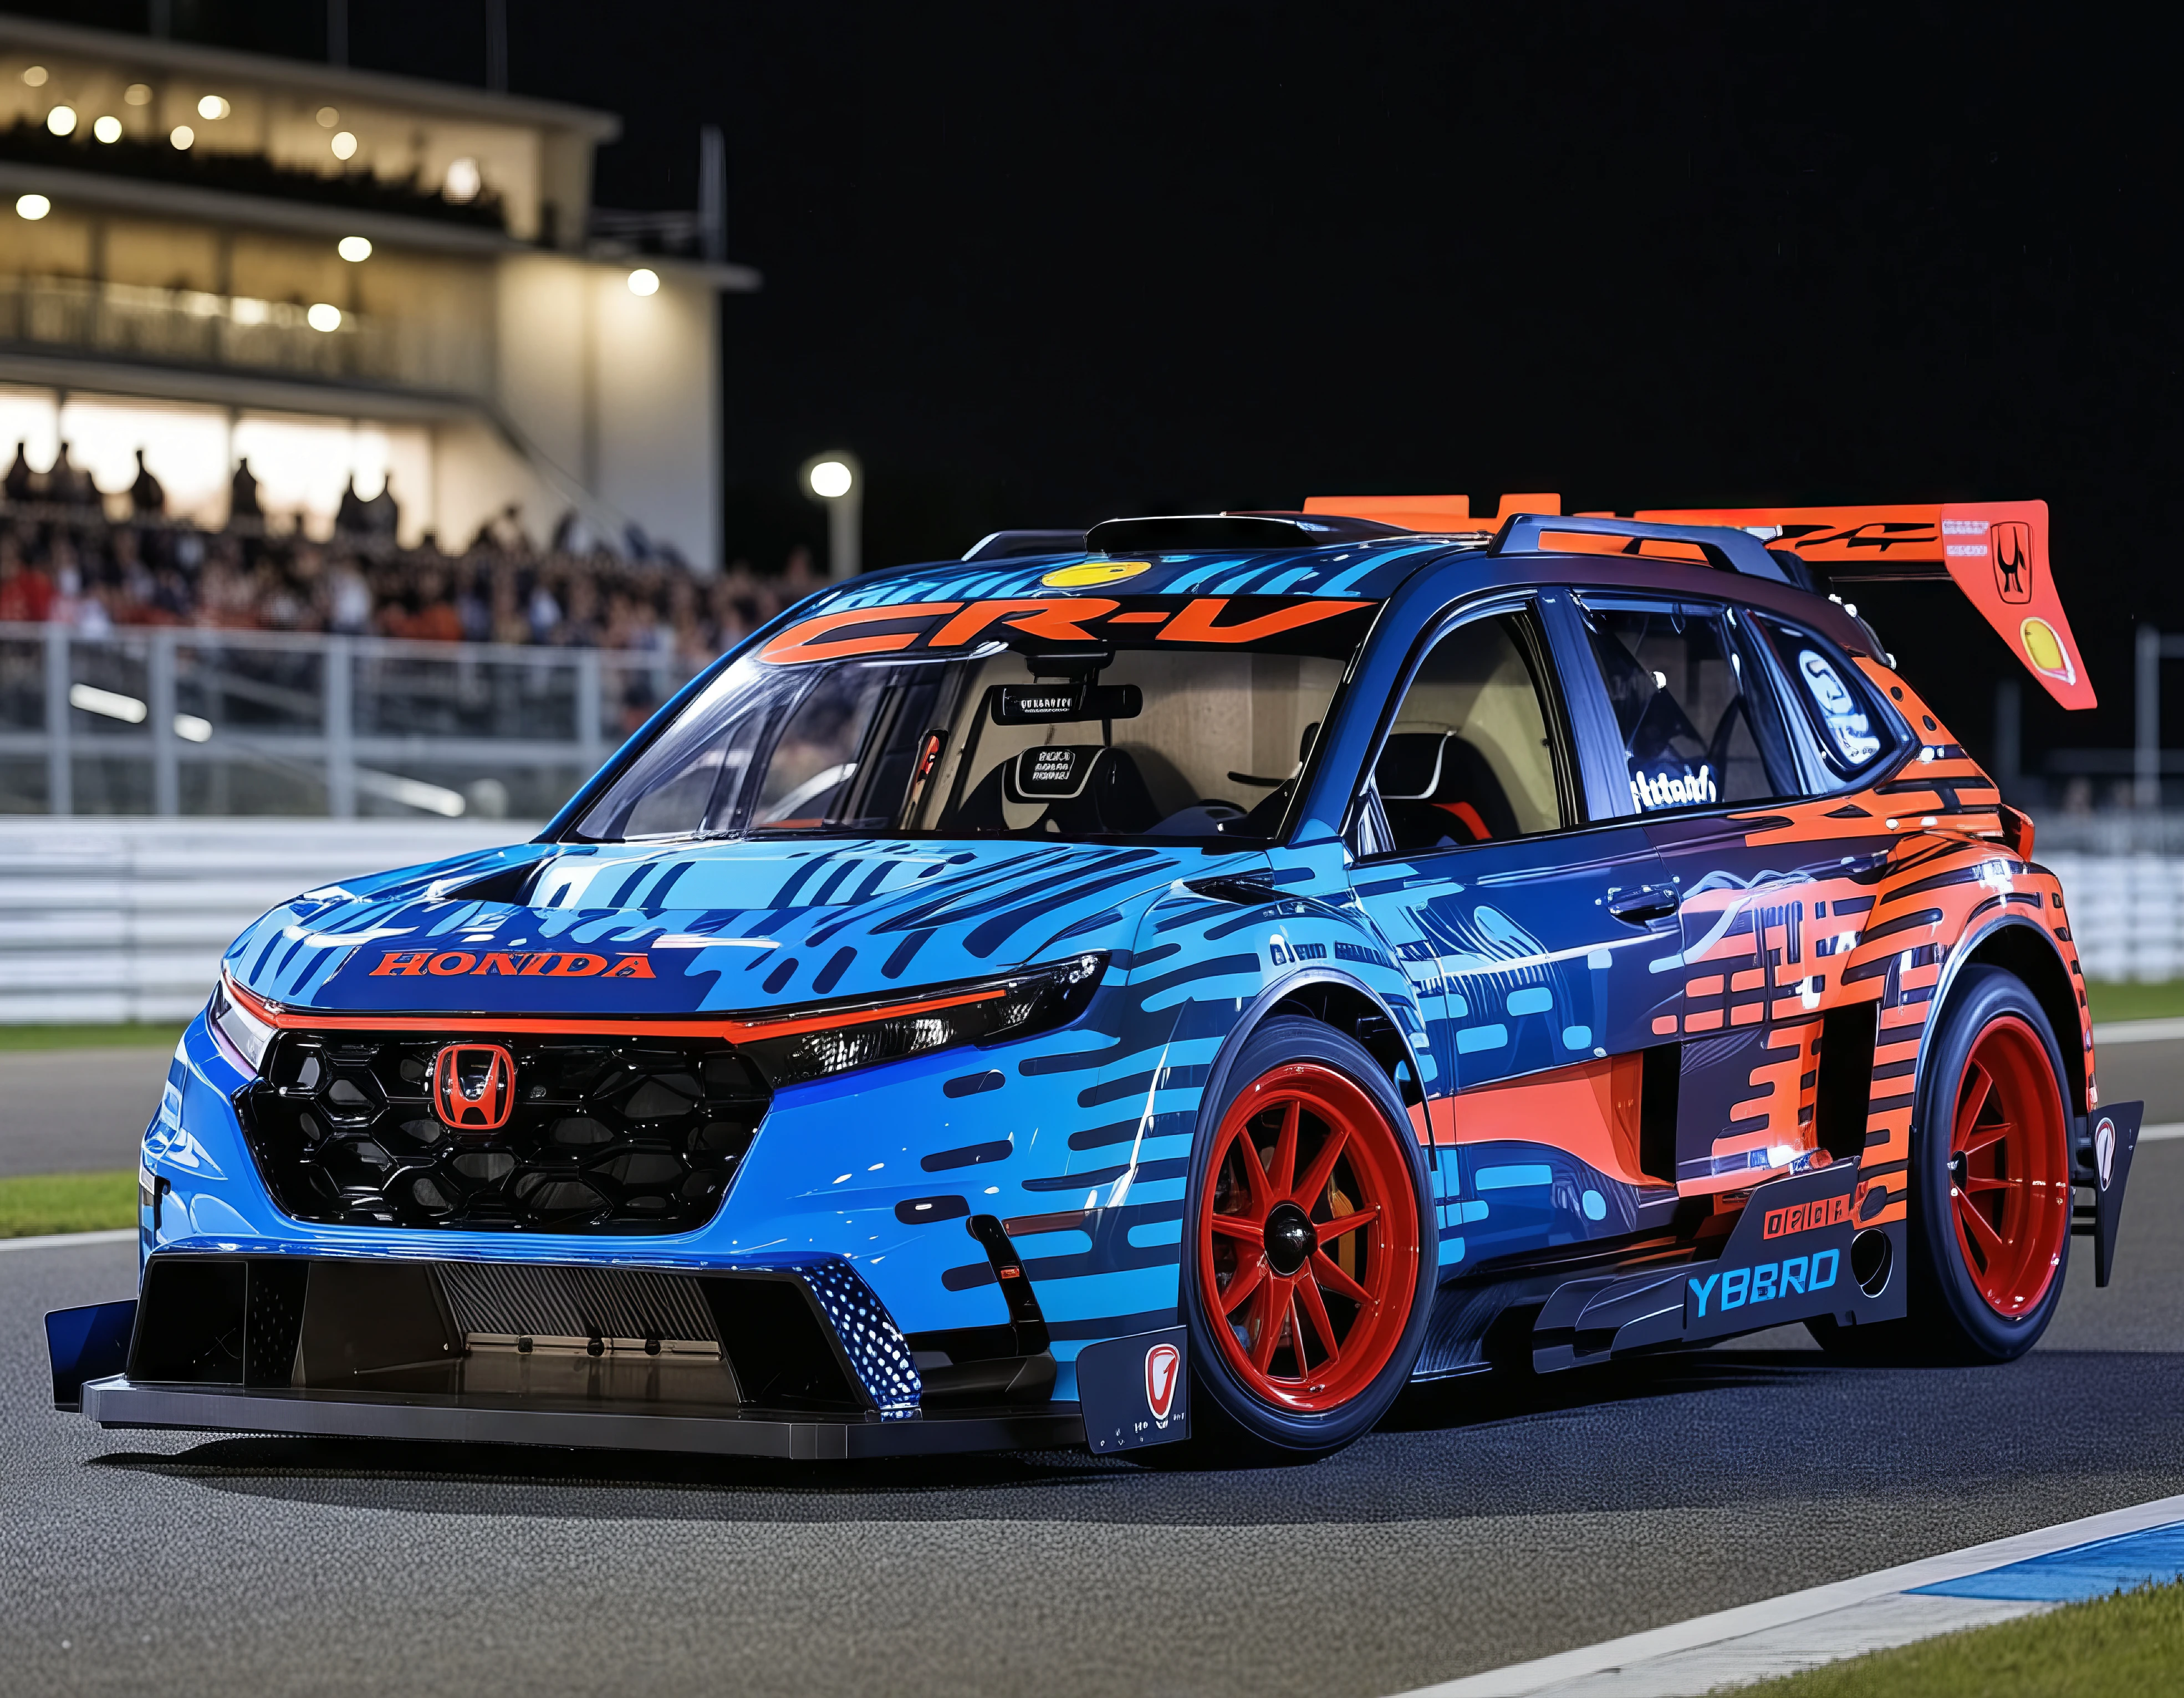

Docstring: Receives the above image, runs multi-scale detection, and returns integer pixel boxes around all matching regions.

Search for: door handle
[1606,882,1680,924]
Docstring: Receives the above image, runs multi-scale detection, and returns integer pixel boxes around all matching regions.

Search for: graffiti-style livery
[47,498,2141,1462]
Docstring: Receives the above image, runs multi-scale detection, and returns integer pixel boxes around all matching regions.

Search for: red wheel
[1196,1059,1422,1413]
[1808,966,2072,1364]
[1947,1014,2070,1317]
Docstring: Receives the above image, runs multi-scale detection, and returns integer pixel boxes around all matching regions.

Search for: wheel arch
[1182,969,1432,1272]
[1202,967,1428,1137]
[1933,915,2088,1121]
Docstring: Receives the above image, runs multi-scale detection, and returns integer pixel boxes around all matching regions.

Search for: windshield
[571,592,1372,843]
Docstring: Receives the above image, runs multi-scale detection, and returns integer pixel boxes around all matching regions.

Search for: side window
[1752,617,1897,786]
[1576,597,1796,814]
[1369,608,1569,854]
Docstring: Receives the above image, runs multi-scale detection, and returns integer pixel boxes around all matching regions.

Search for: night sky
[23,2,2183,785]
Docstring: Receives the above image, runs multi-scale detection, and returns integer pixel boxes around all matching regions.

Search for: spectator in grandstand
[229,458,262,521]
[0,477,824,656]
[47,443,94,509]
[130,449,165,516]
[0,531,54,622]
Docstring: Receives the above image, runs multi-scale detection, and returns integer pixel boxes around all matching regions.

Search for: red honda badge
[433,1043,515,1132]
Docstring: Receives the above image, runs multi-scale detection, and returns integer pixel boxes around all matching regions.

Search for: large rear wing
[1632,502,2090,709]
[1305,493,2094,709]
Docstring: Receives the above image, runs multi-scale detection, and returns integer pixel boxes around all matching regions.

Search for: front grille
[237,1031,771,1234]
[437,1260,721,1347]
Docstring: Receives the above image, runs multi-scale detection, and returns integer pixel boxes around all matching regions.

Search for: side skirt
[1528,1160,1907,1372]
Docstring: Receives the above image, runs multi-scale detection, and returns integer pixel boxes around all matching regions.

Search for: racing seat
[1375,730,1519,851]
[952,744,1162,835]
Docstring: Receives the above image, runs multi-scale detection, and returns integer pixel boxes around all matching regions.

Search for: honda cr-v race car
[48,495,2142,1463]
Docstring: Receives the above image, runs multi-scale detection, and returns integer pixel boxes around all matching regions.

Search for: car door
[1561,591,1895,1199]
[1346,592,1686,1274]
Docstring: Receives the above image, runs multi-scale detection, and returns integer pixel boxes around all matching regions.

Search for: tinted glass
[1370,610,1566,853]
[1578,598,1794,814]
[1752,617,1896,785]
[573,595,1369,843]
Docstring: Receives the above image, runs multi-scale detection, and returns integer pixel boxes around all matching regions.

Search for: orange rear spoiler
[1630,502,2092,709]
[1304,493,2093,710]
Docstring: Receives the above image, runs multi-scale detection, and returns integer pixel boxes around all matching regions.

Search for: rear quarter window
[1754,616,1899,786]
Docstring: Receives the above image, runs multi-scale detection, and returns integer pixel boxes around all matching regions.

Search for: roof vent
[1086,513,1404,554]
[962,530,1088,562]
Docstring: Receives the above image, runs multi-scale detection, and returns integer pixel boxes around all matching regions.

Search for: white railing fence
[2039,853,2184,984]
[0,817,537,1024]
[1,622,693,821]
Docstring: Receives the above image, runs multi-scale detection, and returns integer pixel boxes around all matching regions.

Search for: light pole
[804,452,861,580]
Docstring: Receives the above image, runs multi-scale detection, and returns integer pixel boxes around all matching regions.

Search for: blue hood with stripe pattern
[223,836,1248,1016]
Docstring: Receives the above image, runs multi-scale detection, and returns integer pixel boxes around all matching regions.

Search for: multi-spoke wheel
[1813,964,2073,1364]
[1947,1014,2070,1319]
[1178,1018,1430,1461]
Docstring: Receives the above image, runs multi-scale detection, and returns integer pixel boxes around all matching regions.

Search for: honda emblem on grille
[433,1043,515,1132]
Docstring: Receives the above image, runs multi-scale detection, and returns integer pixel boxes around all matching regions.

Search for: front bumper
[50,1246,1070,1460]
[71,1376,1083,1461]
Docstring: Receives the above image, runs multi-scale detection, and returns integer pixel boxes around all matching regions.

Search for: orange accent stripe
[1302,494,1562,531]
[224,972,1006,1044]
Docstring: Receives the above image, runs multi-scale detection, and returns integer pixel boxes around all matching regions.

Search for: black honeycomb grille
[237,1031,771,1234]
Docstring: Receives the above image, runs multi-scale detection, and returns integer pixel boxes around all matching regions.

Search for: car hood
[224,837,1239,1016]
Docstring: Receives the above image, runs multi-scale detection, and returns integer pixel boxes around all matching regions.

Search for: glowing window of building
[0,385,60,474]
[57,397,232,523]
[229,413,430,538]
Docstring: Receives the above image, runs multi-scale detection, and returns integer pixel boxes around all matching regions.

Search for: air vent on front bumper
[237,1031,770,1233]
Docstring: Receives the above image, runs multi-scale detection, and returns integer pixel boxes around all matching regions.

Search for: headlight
[729,953,1106,1089]
[207,975,277,1073]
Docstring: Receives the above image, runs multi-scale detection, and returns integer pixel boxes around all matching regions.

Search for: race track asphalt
[0,1046,172,1179]
[6,1063,2184,1697]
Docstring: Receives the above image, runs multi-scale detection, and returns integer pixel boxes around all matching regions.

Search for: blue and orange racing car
[47,495,2143,1463]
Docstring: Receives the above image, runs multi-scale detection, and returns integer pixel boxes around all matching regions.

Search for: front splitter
[78,1376,1085,1461]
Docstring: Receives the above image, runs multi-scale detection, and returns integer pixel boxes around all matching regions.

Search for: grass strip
[0,1170,139,1237]
[0,1022,186,1053]
[2085,980,2184,1025]
[1737,1579,2184,1696]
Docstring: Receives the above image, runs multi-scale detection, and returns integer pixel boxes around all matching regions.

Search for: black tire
[1808,965,2071,1364]
[1164,1016,1435,1466]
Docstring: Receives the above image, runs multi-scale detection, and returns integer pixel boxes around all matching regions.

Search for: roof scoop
[1086,513,1404,554]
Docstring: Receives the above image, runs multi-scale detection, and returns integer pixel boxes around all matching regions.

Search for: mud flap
[2078,1101,2143,1287]
[1533,1160,1906,1370]
[46,1299,137,1411]
[1075,1327,1188,1452]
